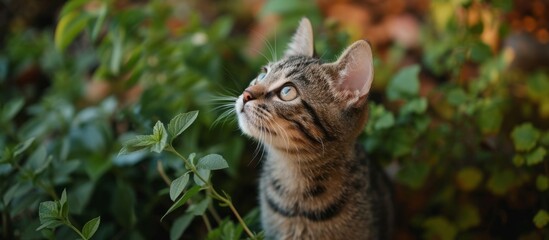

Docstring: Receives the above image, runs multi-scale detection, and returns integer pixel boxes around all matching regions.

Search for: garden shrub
[1,0,548,239]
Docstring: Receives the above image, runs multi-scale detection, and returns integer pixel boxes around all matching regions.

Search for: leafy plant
[1,0,548,239]
[119,111,259,239]
[37,189,101,240]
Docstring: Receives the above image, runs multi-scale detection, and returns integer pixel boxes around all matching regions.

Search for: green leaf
[34,155,53,175]
[162,185,201,221]
[387,65,420,100]
[151,121,168,153]
[476,104,502,134]
[470,41,492,63]
[14,137,35,157]
[36,219,64,231]
[208,16,234,40]
[167,111,199,141]
[536,175,549,191]
[1,147,12,163]
[423,217,458,240]
[193,168,211,186]
[400,97,428,115]
[196,154,229,170]
[487,169,516,195]
[125,135,158,148]
[396,161,430,189]
[26,146,47,173]
[261,0,317,16]
[170,173,190,201]
[118,135,157,156]
[526,72,549,101]
[512,155,525,166]
[59,189,68,219]
[2,97,24,122]
[511,123,540,151]
[55,11,91,51]
[170,214,194,240]
[91,4,107,41]
[456,167,483,191]
[111,182,137,228]
[374,111,395,130]
[534,209,549,228]
[188,153,196,166]
[3,183,20,205]
[39,201,59,221]
[110,29,124,75]
[447,88,468,106]
[82,216,101,239]
[526,147,547,166]
[187,197,210,216]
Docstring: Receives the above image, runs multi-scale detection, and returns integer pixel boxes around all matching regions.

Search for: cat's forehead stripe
[278,57,320,69]
[264,57,320,89]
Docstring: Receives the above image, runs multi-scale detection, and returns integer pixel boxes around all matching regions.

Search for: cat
[235,18,394,240]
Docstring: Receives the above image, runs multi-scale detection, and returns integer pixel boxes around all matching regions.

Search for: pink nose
[243,90,255,104]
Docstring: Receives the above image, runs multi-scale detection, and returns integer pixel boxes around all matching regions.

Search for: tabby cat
[235,18,393,240]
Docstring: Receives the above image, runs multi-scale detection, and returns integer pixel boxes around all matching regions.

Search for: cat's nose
[242,89,255,104]
[242,85,265,104]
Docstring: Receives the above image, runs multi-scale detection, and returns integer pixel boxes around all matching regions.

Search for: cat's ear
[284,18,314,58]
[330,40,374,108]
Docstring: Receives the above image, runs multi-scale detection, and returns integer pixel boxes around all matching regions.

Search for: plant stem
[65,219,87,240]
[201,214,212,232]
[166,146,192,169]
[209,188,255,239]
[226,198,256,239]
[166,146,256,239]
[156,160,172,185]
[207,200,222,224]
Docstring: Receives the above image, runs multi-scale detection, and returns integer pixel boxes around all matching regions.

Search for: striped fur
[235,18,393,240]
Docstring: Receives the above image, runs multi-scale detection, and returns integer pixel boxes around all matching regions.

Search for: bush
[1,0,548,239]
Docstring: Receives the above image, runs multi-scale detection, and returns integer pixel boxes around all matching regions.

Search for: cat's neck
[263,141,357,187]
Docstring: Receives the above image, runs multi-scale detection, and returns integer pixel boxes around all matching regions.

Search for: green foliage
[386,65,420,101]
[534,210,549,228]
[37,189,100,240]
[512,123,541,151]
[1,0,548,239]
[362,1,549,238]
[121,111,256,238]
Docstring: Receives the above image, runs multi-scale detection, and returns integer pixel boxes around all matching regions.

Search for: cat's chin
[236,113,276,146]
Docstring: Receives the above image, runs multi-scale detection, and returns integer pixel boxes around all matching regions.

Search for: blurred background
[1,0,549,239]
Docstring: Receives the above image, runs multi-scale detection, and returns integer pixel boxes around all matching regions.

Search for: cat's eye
[257,66,268,81]
[257,72,266,81]
[279,85,298,101]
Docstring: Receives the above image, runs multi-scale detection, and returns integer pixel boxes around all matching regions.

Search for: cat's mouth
[236,97,274,141]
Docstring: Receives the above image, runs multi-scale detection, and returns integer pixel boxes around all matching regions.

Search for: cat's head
[235,18,374,152]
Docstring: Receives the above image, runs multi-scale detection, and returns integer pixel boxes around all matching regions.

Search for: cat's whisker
[270,118,292,156]
[274,28,278,61]
[211,103,236,112]
[248,111,265,166]
[262,33,276,62]
[252,48,273,64]
[254,30,278,62]
[207,95,238,103]
[212,108,236,129]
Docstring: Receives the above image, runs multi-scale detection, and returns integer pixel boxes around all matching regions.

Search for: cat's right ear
[284,18,314,58]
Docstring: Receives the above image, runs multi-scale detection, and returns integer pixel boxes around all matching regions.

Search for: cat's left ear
[329,40,374,108]
[284,18,315,57]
